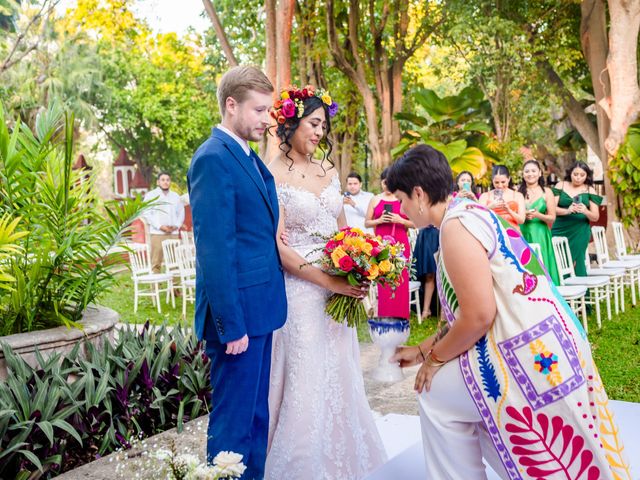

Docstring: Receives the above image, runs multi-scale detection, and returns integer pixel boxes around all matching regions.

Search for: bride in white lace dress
[265,86,386,479]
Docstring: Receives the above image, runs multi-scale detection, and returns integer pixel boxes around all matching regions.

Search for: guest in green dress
[518,160,560,284]
[551,161,602,277]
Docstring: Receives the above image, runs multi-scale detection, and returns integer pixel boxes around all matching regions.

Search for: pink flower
[281,98,296,118]
[338,255,355,272]
[371,246,382,257]
[324,240,338,253]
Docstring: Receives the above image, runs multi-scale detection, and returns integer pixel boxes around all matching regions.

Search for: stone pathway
[57,343,419,479]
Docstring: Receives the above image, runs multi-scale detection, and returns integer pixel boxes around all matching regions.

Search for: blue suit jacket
[187,128,287,343]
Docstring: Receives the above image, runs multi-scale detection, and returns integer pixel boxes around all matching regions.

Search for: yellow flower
[321,94,332,105]
[367,264,379,280]
[281,91,290,99]
[361,242,373,255]
[331,246,347,267]
[350,227,364,235]
[334,231,345,241]
[390,246,398,256]
[379,260,392,273]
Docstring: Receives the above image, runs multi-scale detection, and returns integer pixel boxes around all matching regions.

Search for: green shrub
[0,102,147,334]
[0,322,211,479]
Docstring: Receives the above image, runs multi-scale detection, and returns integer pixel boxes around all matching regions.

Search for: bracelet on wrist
[425,349,447,367]
[417,344,427,362]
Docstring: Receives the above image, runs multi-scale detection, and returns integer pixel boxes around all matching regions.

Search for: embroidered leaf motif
[505,406,601,479]
[591,365,632,479]
[547,370,563,387]
[475,335,501,401]
[529,339,545,355]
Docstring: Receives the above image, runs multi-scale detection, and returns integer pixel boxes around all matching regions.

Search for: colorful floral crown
[271,85,339,125]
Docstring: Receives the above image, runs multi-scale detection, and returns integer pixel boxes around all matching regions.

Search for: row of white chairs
[534,222,640,333]
[127,235,196,315]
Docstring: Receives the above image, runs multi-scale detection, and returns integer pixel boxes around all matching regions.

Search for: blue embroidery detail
[487,212,524,273]
[476,335,501,402]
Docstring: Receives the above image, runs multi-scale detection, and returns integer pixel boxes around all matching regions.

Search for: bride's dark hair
[274,96,334,177]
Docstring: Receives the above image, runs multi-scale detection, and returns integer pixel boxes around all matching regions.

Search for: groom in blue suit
[187,66,287,479]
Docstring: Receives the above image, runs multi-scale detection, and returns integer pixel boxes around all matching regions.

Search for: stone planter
[0,305,119,379]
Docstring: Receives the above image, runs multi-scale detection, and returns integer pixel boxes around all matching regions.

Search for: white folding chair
[529,242,543,260]
[409,280,422,323]
[592,226,640,306]
[612,222,640,260]
[176,244,196,319]
[162,239,182,283]
[128,243,174,313]
[552,236,611,329]
[585,251,625,314]
[180,230,195,250]
[530,243,588,330]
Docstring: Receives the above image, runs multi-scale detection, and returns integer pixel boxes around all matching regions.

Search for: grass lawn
[98,272,194,326]
[101,274,640,403]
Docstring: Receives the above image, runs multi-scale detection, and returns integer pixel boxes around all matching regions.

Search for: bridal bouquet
[314,227,407,327]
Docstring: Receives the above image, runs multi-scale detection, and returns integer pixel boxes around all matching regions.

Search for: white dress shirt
[217,124,250,155]
[143,187,185,235]
[344,190,374,233]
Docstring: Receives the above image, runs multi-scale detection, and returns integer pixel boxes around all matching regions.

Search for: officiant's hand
[391,345,423,368]
[414,361,443,393]
[226,334,249,355]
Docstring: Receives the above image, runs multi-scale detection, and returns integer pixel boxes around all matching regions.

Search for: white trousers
[417,358,510,480]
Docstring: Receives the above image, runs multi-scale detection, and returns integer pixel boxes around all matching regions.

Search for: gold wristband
[425,349,447,367]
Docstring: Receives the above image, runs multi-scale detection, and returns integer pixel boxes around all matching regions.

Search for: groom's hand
[226,334,249,355]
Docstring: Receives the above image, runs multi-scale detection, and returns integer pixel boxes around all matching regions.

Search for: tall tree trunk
[202,0,238,67]
[604,0,640,157]
[326,0,433,171]
[540,60,601,154]
[581,0,609,161]
[580,0,617,230]
[276,0,295,90]
[262,0,277,160]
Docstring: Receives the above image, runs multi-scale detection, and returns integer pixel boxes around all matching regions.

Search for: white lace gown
[265,174,387,480]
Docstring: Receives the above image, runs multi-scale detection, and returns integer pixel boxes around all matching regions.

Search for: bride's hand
[325,275,368,298]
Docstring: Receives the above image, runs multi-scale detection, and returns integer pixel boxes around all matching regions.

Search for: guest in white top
[343,172,374,233]
[143,172,185,273]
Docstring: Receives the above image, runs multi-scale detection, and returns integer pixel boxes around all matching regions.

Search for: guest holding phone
[479,165,526,231]
[366,168,415,319]
[518,159,560,285]
[551,161,602,277]
[452,170,478,201]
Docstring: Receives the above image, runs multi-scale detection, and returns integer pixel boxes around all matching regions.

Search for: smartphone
[343,191,351,197]
[572,195,581,204]
[493,189,503,200]
[383,204,393,215]
[462,182,471,192]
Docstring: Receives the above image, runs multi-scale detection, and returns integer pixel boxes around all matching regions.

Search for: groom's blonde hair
[217,66,274,116]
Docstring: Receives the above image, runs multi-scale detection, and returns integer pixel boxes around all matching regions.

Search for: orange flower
[277,115,286,124]
[367,264,380,280]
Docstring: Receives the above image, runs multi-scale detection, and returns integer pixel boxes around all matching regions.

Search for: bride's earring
[419,204,424,215]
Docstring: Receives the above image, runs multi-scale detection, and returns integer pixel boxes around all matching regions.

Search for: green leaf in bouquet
[347,273,359,286]
[376,249,390,261]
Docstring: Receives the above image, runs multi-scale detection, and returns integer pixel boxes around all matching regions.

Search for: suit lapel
[212,128,275,220]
